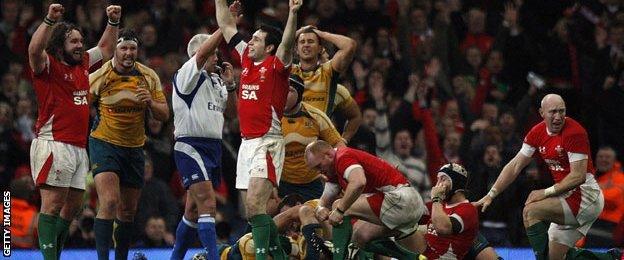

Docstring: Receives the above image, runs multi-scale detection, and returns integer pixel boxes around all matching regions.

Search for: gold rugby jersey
[291,61,355,117]
[219,233,305,260]
[282,103,343,184]
[89,60,165,147]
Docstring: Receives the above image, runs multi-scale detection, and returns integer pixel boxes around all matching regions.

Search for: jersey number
[74,96,88,105]
[241,90,258,100]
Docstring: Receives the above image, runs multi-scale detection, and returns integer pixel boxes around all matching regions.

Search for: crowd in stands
[2,0,624,250]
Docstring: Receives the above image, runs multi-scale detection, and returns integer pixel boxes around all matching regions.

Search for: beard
[63,50,83,66]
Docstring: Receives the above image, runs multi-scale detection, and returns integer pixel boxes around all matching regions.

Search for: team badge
[555,145,564,157]
[259,67,267,82]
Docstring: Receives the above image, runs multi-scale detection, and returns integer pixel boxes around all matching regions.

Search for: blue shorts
[89,137,145,188]
[174,137,222,189]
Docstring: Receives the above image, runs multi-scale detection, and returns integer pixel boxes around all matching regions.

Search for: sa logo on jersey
[73,90,88,105]
[241,84,259,100]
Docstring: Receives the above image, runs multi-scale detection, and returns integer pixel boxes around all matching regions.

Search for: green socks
[38,213,59,260]
[526,221,550,260]
[250,214,286,260]
[270,220,287,260]
[332,216,352,260]
[55,217,71,259]
[94,218,113,260]
[362,238,419,259]
[114,220,134,260]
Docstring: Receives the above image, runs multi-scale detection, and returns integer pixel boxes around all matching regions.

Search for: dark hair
[296,27,321,42]
[117,28,140,46]
[45,22,83,61]
[277,193,305,212]
[258,24,283,55]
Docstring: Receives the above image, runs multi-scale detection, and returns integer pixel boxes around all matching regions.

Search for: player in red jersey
[215,0,301,259]
[414,163,479,260]
[305,140,425,259]
[476,94,621,260]
[27,3,119,259]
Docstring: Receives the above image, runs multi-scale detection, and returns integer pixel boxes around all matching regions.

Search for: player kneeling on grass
[305,140,426,259]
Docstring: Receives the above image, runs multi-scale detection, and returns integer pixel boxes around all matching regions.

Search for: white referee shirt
[173,56,228,140]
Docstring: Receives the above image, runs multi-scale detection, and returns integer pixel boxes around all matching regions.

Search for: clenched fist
[106,5,122,23]
[47,4,64,22]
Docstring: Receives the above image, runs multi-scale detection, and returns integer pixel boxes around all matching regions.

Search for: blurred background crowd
[2,0,624,250]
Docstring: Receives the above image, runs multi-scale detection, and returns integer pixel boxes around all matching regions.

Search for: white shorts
[368,185,425,235]
[548,174,604,247]
[30,138,88,190]
[235,135,285,189]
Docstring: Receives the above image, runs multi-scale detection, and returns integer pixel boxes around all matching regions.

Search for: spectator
[66,207,97,248]
[467,144,514,246]
[382,129,430,202]
[0,102,25,190]
[9,176,37,248]
[136,216,174,248]
[586,146,624,247]
[348,107,377,155]
[135,153,179,238]
[460,8,494,54]
[144,117,174,182]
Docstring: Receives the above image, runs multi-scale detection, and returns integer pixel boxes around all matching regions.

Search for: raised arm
[314,29,357,73]
[221,62,238,119]
[340,101,362,143]
[95,5,122,61]
[275,0,302,65]
[29,4,63,74]
[215,0,239,43]
[195,29,223,68]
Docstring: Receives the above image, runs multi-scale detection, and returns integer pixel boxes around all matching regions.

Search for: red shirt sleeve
[452,204,479,233]
[335,150,360,180]
[563,126,590,155]
[523,125,540,148]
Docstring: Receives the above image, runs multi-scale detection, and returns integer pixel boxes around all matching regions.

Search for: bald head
[540,94,565,109]
[305,140,333,162]
[540,94,566,134]
[304,140,335,174]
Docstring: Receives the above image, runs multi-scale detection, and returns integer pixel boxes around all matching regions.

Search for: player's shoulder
[135,62,158,78]
[320,60,333,71]
[89,60,114,90]
[524,121,547,143]
[454,201,478,215]
[336,84,352,97]
[336,146,354,157]
[563,117,587,135]
[528,121,547,135]
[291,63,303,73]
[304,103,329,119]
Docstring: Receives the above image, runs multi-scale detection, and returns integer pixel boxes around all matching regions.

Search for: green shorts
[89,137,145,188]
[464,233,491,260]
[278,178,323,201]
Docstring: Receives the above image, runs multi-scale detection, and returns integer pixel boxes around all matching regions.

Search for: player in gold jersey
[291,26,361,142]
[217,196,332,260]
[88,29,169,260]
[280,74,346,201]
